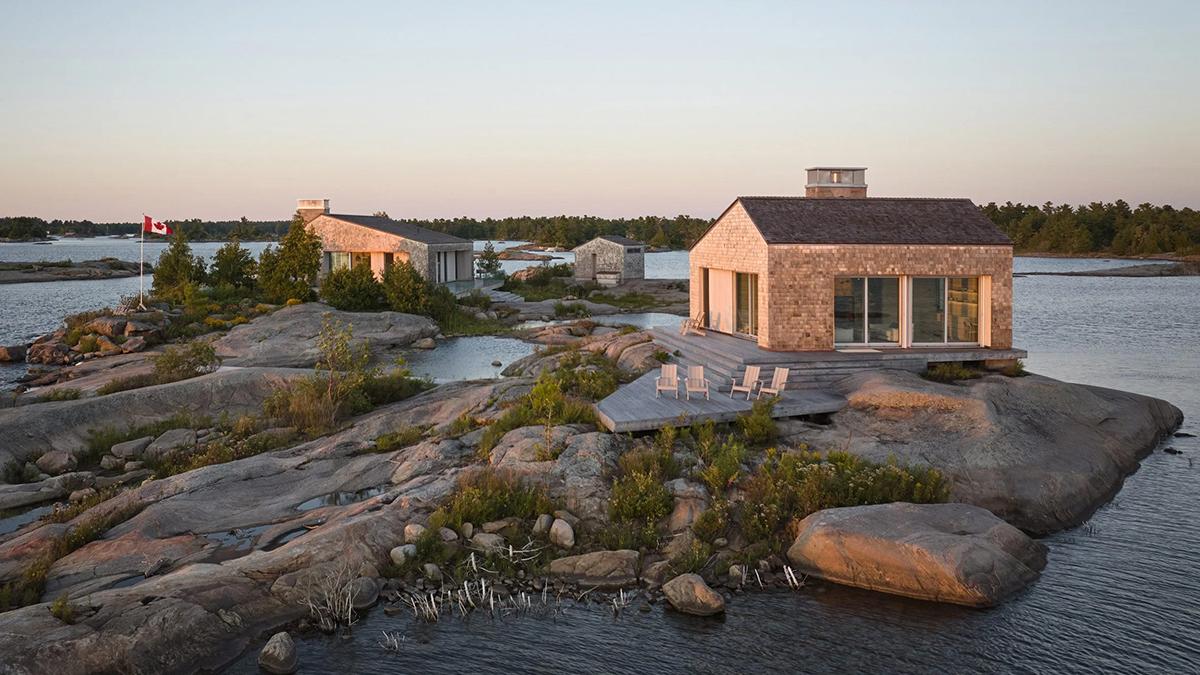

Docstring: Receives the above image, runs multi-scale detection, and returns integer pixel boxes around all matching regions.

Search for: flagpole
[139,214,146,310]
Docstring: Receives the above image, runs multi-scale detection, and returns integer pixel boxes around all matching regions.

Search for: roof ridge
[737,196,974,202]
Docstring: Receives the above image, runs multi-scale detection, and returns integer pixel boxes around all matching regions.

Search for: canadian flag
[143,215,173,236]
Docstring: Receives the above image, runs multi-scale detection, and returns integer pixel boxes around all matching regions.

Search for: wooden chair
[679,311,706,336]
[685,365,710,400]
[729,365,761,400]
[655,364,679,398]
[758,367,789,399]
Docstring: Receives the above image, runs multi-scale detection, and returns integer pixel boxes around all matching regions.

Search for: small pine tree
[381,260,430,314]
[257,213,322,303]
[208,236,257,291]
[319,265,386,311]
[476,241,503,278]
[151,230,206,302]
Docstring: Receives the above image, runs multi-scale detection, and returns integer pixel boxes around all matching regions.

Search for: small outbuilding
[573,235,645,286]
[298,199,473,284]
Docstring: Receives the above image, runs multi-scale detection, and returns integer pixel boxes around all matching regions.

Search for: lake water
[218,260,1200,673]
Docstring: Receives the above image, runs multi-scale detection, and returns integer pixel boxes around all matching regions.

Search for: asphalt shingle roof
[732,197,1012,246]
[325,214,470,245]
[595,234,644,247]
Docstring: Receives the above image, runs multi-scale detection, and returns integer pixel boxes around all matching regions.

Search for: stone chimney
[297,199,330,224]
[805,167,867,198]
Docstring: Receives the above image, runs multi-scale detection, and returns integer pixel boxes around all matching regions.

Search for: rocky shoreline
[0,258,148,284]
[0,301,1184,674]
[1021,261,1200,277]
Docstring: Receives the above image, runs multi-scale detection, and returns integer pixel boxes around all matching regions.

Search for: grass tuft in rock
[430,467,554,532]
[371,426,427,452]
[922,362,983,384]
[478,370,599,456]
[669,538,714,575]
[1000,360,1028,377]
[2,459,40,484]
[553,301,590,319]
[691,501,728,544]
[48,593,75,624]
[737,448,951,550]
[84,412,208,466]
[38,388,81,402]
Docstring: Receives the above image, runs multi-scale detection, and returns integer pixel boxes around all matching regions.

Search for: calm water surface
[224,262,1199,673]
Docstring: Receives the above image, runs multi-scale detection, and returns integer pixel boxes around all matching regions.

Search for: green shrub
[38,388,81,402]
[689,418,719,463]
[922,362,982,383]
[446,413,481,438]
[319,265,387,311]
[2,460,40,484]
[432,468,553,531]
[617,445,680,481]
[361,369,432,407]
[589,291,660,310]
[152,339,220,382]
[76,334,99,353]
[653,349,670,363]
[697,437,746,497]
[477,371,599,455]
[691,501,728,543]
[736,397,778,445]
[209,237,257,291]
[381,260,430,314]
[608,471,672,532]
[262,317,374,435]
[458,291,492,309]
[475,242,503,279]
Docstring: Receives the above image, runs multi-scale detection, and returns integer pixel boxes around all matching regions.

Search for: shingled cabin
[297,199,473,284]
[687,168,1016,353]
[572,235,645,286]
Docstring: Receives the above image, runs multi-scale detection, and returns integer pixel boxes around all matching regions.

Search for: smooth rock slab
[785,502,1047,607]
[548,550,638,589]
[144,428,197,461]
[110,436,153,459]
[663,573,725,616]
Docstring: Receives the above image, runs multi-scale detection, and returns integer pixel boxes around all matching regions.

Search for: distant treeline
[0,217,289,241]
[982,201,1200,257]
[4,201,1199,256]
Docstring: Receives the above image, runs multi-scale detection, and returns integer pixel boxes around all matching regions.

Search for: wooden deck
[595,371,847,433]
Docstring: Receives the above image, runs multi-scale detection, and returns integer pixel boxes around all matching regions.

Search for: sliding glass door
[735,272,758,336]
[910,276,980,345]
[835,277,899,346]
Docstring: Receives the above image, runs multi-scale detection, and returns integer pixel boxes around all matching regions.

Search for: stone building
[688,168,1014,351]
[572,235,645,286]
[297,199,473,283]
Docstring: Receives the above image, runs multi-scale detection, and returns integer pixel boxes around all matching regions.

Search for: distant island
[0,258,150,284]
[3,199,1198,258]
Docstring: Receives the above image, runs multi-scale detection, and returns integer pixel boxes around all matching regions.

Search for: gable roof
[324,214,470,245]
[725,197,1011,246]
[595,234,644,247]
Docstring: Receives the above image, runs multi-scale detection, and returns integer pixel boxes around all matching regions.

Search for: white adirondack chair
[758,367,789,399]
[679,311,706,336]
[730,365,761,399]
[685,365,710,400]
[655,364,679,398]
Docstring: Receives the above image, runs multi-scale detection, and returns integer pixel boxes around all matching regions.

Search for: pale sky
[1,1,1197,222]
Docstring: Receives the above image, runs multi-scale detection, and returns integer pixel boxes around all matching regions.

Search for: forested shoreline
[3,200,1198,257]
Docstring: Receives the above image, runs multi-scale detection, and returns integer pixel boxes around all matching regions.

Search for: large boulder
[0,344,27,362]
[84,315,127,338]
[781,371,1183,534]
[143,428,198,461]
[662,573,725,616]
[257,631,298,674]
[548,550,639,589]
[213,303,438,368]
[35,450,77,476]
[110,436,154,460]
[785,502,1047,607]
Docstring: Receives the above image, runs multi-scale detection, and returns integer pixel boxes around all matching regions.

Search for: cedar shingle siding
[573,236,645,284]
[308,214,473,282]
[690,197,1014,352]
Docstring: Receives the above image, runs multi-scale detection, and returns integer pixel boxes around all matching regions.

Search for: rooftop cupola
[297,198,330,223]
[805,167,867,198]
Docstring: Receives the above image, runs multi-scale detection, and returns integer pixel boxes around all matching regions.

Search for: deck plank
[595,371,846,433]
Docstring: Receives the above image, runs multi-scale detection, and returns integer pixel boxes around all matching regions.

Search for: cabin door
[706,269,735,333]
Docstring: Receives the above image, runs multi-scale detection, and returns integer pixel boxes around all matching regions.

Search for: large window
[330,252,351,272]
[835,277,899,345]
[911,276,980,344]
[735,272,758,336]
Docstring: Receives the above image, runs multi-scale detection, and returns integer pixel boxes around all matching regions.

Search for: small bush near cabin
[736,397,778,445]
[319,265,387,311]
[922,362,982,384]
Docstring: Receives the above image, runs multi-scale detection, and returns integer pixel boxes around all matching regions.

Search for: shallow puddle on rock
[0,502,55,537]
[294,486,388,512]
